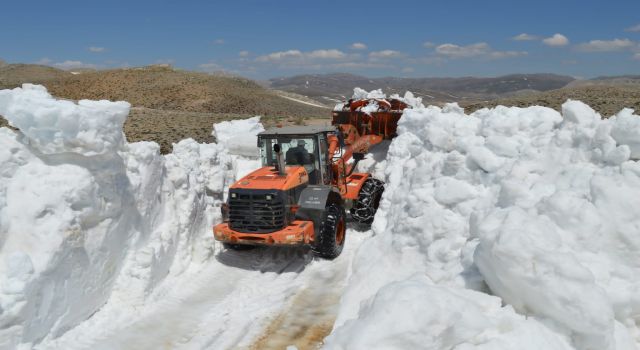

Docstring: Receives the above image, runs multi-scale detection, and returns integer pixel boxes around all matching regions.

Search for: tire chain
[351,178,384,224]
[312,204,342,258]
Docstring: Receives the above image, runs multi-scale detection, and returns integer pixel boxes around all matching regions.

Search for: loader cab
[257,126,336,185]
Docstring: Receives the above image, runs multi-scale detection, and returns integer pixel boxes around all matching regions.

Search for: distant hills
[0,63,73,89]
[566,75,640,88]
[463,85,640,117]
[268,73,577,104]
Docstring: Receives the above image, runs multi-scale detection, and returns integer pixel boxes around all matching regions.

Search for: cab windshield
[259,136,316,167]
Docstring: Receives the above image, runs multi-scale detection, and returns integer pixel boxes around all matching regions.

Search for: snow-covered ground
[327,98,640,350]
[1,84,639,349]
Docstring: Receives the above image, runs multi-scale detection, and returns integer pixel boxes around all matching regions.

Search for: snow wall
[327,94,640,349]
[0,84,261,348]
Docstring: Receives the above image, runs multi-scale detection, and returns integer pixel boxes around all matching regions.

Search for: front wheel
[312,203,346,260]
[351,178,384,227]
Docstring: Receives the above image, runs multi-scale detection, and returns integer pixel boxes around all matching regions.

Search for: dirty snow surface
[1,85,640,350]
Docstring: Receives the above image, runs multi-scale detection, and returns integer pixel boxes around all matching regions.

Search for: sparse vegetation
[462,85,640,117]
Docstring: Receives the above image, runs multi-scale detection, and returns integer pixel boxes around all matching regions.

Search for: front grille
[229,191,286,233]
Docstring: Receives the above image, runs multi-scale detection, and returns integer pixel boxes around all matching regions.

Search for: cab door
[317,133,332,185]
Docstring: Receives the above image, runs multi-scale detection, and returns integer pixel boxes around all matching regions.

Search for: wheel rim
[335,217,345,245]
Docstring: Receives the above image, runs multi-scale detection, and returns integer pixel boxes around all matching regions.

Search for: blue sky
[1,0,639,79]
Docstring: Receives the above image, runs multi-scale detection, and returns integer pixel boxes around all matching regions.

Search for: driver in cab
[286,139,311,165]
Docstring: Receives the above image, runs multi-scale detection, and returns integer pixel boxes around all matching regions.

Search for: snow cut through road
[39,230,369,350]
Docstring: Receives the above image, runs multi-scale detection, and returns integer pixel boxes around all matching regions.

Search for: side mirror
[353,152,365,161]
[273,144,281,153]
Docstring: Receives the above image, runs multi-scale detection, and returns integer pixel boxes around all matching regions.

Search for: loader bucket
[331,98,407,140]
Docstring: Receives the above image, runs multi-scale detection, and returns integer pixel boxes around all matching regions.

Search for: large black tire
[312,203,347,260]
[351,178,384,227]
[222,243,256,251]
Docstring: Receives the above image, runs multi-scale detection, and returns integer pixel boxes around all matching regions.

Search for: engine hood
[230,166,309,191]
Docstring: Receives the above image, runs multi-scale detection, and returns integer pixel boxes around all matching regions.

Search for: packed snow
[1,84,639,350]
[0,84,237,348]
[327,91,640,350]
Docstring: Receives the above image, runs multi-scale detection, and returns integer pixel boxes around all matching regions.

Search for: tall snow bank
[212,116,263,179]
[0,85,245,348]
[329,97,640,349]
[212,116,264,158]
[0,84,129,156]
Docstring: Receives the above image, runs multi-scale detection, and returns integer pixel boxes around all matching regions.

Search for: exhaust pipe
[273,144,286,176]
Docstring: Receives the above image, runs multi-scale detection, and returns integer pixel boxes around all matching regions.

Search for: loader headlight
[266,194,272,200]
[231,192,237,199]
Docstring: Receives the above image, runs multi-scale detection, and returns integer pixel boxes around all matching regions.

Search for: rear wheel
[222,243,256,251]
[312,202,346,259]
[351,178,384,227]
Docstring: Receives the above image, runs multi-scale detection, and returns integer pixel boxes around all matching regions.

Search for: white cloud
[423,41,435,48]
[435,42,526,59]
[330,62,390,69]
[256,50,303,62]
[408,56,446,65]
[306,49,347,59]
[350,42,367,50]
[577,38,636,52]
[154,59,175,65]
[436,43,490,57]
[626,24,640,32]
[489,50,528,59]
[35,58,52,65]
[369,50,403,59]
[542,33,569,47]
[634,53,640,61]
[52,60,97,70]
[88,46,105,53]
[401,67,415,73]
[256,49,348,63]
[512,33,538,41]
[213,39,225,45]
[251,47,420,72]
[238,50,250,57]
[36,58,97,70]
[198,61,223,72]
[251,48,402,71]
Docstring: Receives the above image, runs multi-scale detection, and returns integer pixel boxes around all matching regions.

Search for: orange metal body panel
[230,166,308,191]
[344,172,370,200]
[213,220,315,246]
[332,99,406,142]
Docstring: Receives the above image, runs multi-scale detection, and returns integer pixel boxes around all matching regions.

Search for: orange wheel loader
[213,98,409,259]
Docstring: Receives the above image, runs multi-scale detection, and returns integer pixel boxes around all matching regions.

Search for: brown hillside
[462,85,640,117]
[45,66,327,118]
[0,64,73,89]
